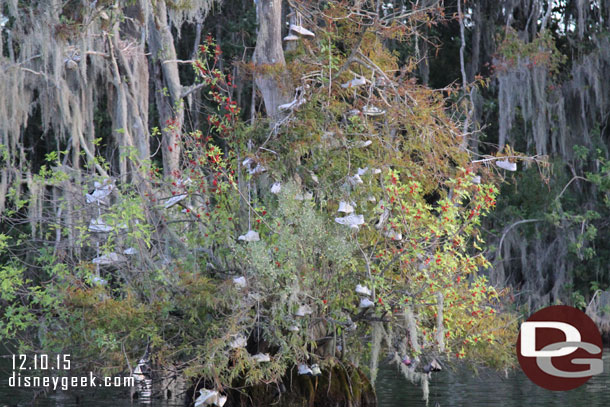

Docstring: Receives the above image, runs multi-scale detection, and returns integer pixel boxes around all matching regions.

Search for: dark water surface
[376,352,610,407]
[2,353,610,406]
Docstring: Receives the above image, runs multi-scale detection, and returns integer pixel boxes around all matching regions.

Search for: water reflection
[376,352,610,407]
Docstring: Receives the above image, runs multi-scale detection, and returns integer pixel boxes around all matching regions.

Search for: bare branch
[162,59,195,64]
[496,219,543,260]
[181,82,206,99]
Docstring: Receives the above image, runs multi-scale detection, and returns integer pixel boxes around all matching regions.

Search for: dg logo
[516,305,603,390]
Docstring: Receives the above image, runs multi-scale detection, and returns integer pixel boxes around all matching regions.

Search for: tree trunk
[148,0,183,178]
[252,0,291,119]
[105,6,150,181]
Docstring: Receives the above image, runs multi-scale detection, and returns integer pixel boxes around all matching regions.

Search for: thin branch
[78,131,110,178]
[333,26,368,79]
[496,219,543,260]
[353,53,417,106]
[181,82,206,98]
[20,67,49,78]
[85,51,110,58]
[555,176,590,202]
[471,155,541,164]
[162,59,195,64]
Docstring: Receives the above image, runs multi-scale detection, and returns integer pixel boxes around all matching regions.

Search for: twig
[20,67,49,78]
[86,51,110,58]
[471,155,539,164]
[333,26,368,79]
[181,82,206,98]
[554,176,589,202]
[496,219,543,260]
[162,59,195,64]
[122,341,133,375]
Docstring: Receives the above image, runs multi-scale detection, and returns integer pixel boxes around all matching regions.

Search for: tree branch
[496,218,543,260]
[181,82,206,99]
[555,176,590,202]
[162,59,195,64]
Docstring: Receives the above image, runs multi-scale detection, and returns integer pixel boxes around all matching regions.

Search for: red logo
[516,305,603,390]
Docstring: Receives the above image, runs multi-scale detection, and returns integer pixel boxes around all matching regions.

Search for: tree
[0,1,516,404]
[252,0,291,118]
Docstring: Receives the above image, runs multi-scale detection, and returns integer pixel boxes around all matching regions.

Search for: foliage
[494,29,566,74]
[0,0,519,401]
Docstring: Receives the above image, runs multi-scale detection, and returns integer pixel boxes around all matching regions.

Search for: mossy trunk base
[189,363,376,407]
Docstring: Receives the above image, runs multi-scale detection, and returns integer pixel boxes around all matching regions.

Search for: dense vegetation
[1,0,610,404]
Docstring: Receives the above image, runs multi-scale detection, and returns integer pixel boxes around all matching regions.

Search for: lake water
[1,353,609,406]
[376,352,610,407]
